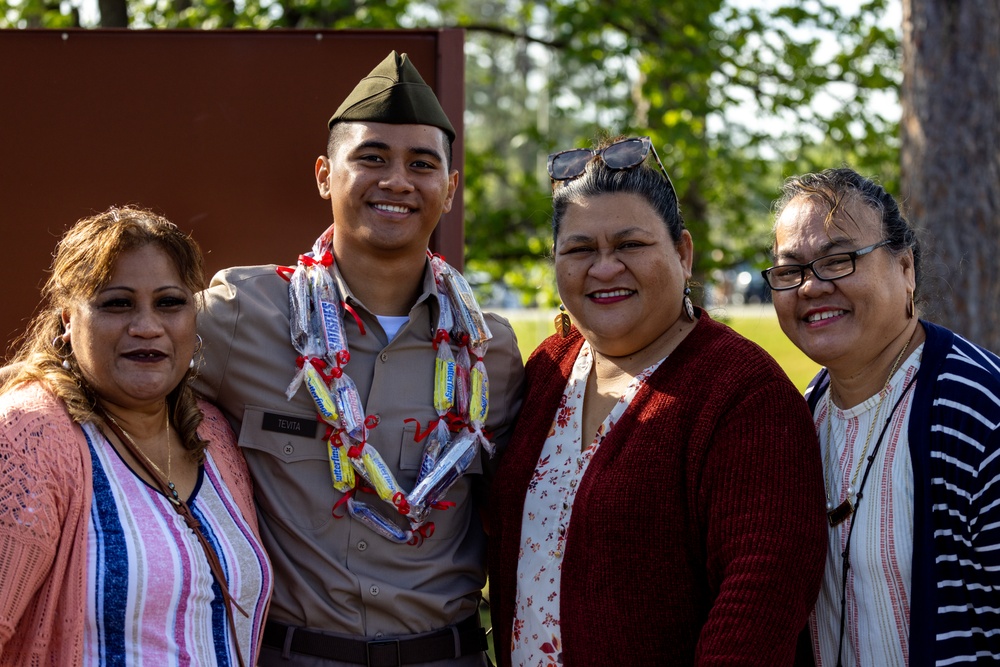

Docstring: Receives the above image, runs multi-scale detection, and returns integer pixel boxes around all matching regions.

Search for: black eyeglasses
[547,136,677,195]
[761,239,891,291]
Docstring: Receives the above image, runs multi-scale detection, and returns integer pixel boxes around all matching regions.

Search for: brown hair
[3,206,209,460]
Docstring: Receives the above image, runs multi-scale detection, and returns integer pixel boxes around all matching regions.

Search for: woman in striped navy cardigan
[766,167,1000,667]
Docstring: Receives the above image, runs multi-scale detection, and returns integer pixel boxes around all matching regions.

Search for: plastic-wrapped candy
[470,345,495,457]
[332,371,366,442]
[437,267,492,348]
[327,432,355,492]
[454,341,472,418]
[311,265,346,359]
[288,262,315,354]
[406,430,478,524]
[352,443,403,503]
[433,341,456,414]
[469,348,489,427]
[303,363,339,425]
[418,420,449,482]
[346,497,411,544]
[435,280,455,334]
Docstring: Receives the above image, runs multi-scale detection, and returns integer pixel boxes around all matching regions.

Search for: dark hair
[551,139,684,244]
[772,167,922,297]
[3,206,209,461]
[326,122,454,170]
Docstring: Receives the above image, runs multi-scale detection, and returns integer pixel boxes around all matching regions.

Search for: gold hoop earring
[906,291,915,320]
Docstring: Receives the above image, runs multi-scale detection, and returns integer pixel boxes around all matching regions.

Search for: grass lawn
[503,305,820,393]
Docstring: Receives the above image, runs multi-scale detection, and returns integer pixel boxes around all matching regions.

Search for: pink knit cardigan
[0,382,263,665]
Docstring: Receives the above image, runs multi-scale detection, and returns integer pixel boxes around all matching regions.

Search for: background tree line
[3,0,997,350]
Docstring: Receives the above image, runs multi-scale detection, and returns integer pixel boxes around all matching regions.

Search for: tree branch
[452,23,570,50]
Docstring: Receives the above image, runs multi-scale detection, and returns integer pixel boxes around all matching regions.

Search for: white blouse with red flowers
[510,342,663,667]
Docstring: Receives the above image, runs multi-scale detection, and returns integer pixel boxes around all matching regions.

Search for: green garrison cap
[328,51,456,141]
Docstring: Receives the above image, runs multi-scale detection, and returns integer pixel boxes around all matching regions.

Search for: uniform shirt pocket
[396,420,485,477]
[238,405,334,530]
[395,420,485,541]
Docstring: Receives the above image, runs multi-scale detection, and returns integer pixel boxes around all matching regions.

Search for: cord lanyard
[829,371,918,667]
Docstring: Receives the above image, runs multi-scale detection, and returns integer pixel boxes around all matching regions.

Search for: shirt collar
[328,257,440,326]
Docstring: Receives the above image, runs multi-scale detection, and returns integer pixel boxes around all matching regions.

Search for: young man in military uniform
[195,51,525,667]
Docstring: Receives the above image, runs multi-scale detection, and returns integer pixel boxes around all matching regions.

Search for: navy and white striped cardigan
[805,320,1000,667]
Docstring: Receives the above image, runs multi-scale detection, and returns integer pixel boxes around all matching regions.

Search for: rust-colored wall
[0,28,465,353]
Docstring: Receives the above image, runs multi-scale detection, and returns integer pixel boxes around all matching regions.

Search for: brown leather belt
[262,614,487,666]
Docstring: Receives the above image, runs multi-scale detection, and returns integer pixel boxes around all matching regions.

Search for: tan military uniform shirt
[194,262,524,637]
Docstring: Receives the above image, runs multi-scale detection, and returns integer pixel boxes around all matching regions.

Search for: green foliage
[2,0,80,27]
[439,0,902,304]
[1,0,902,303]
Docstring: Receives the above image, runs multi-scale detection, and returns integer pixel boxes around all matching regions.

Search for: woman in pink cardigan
[489,137,827,666]
[0,207,271,666]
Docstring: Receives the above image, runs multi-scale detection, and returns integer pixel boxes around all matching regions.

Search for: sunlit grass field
[502,305,820,393]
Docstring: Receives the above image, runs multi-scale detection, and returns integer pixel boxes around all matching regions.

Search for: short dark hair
[551,139,684,244]
[772,167,921,296]
[326,122,454,171]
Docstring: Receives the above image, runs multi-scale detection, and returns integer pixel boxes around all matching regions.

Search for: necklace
[106,409,180,506]
[823,332,913,527]
[281,225,494,544]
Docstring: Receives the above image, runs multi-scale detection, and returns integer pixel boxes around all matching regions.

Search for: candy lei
[279,225,494,545]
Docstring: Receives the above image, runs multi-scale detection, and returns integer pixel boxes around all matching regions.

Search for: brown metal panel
[429,28,465,267]
[0,28,465,353]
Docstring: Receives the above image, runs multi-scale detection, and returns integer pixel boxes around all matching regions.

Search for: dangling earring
[906,291,915,320]
[189,334,203,370]
[52,335,72,371]
[554,304,571,338]
[682,286,695,322]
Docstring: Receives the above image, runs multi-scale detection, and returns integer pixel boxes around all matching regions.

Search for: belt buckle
[366,638,401,667]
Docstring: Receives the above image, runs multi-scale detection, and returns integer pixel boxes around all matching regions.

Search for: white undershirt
[376,315,410,342]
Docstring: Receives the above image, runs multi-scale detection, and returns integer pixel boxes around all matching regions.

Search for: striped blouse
[811,348,920,666]
[82,421,270,666]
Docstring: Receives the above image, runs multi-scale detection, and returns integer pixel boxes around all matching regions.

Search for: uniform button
[558,525,566,535]
[553,550,563,558]
[370,415,380,427]
[562,502,569,510]
[283,444,294,455]
[369,585,380,596]
[380,352,389,362]
[357,541,368,551]
[569,479,577,488]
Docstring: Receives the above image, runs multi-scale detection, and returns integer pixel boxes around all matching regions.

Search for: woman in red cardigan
[489,137,826,666]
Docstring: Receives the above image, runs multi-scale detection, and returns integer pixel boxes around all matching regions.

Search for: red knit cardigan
[489,313,826,666]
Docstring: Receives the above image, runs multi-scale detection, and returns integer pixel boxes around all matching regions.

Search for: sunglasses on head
[546,136,677,195]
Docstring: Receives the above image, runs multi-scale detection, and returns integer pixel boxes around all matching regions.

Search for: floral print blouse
[510,342,663,666]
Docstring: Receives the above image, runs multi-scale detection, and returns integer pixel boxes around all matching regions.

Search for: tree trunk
[901,0,1000,352]
[99,0,128,26]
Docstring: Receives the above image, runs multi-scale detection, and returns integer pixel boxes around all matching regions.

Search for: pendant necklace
[106,409,180,506]
[823,333,913,527]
